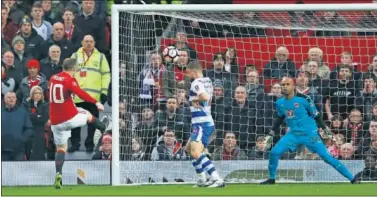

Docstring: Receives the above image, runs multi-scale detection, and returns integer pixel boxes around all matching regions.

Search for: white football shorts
[51,107,89,145]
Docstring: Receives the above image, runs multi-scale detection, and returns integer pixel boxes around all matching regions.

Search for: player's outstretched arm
[70,80,98,105]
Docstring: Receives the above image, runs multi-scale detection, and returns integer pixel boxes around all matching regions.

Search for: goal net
[111,4,377,185]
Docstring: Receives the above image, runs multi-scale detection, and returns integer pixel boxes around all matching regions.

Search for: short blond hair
[308,47,323,57]
[28,85,44,101]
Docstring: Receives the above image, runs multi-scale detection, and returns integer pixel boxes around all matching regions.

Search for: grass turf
[2,183,377,196]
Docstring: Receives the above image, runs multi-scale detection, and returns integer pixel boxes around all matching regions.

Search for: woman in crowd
[23,85,49,160]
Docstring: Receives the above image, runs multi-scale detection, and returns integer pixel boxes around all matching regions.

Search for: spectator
[2,63,16,98]
[176,88,188,107]
[74,0,107,53]
[263,46,297,79]
[225,86,258,150]
[339,143,356,160]
[39,22,74,61]
[305,47,330,79]
[325,64,358,120]
[224,48,239,79]
[258,83,283,135]
[39,45,63,81]
[213,131,247,160]
[23,86,49,160]
[163,49,189,95]
[240,64,257,85]
[211,81,229,133]
[329,114,346,135]
[130,137,146,161]
[328,133,346,159]
[366,54,377,79]
[296,71,323,112]
[305,60,329,96]
[154,97,188,141]
[134,108,157,160]
[2,7,19,44]
[16,59,48,102]
[70,35,111,153]
[354,156,377,181]
[17,17,44,58]
[12,35,34,76]
[365,137,377,159]
[248,136,269,160]
[244,70,264,105]
[151,129,187,161]
[330,52,362,88]
[62,8,83,50]
[205,52,237,104]
[355,74,377,122]
[138,51,167,111]
[345,109,365,146]
[30,2,52,41]
[92,134,112,160]
[3,50,25,89]
[41,0,63,25]
[356,120,377,156]
[174,31,197,60]
[3,0,25,25]
[2,92,33,161]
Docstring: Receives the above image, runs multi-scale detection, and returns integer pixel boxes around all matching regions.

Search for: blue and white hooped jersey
[189,77,214,126]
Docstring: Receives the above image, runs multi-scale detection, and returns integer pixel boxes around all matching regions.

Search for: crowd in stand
[1,0,376,181]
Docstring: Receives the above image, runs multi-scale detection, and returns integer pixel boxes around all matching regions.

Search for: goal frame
[111,3,377,186]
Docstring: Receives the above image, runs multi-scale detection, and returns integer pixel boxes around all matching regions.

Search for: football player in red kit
[49,58,109,189]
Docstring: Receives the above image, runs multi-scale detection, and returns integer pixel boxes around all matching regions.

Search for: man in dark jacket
[154,97,189,141]
[38,22,74,60]
[11,36,33,80]
[205,53,237,104]
[354,156,377,181]
[39,45,63,81]
[224,86,259,150]
[17,17,44,58]
[3,50,26,90]
[74,0,106,53]
[2,92,33,161]
[263,46,297,79]
[62,8,84,50]
[150,129,187,161]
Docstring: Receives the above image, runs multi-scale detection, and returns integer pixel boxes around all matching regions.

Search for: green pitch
[3,184,377,196]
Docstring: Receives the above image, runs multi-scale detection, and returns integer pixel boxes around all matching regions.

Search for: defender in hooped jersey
[185,61,225,188]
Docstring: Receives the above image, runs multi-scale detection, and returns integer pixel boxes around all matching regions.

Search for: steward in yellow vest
[71,35,111,104]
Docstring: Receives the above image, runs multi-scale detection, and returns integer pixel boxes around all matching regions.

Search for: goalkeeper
[260,77,359,185]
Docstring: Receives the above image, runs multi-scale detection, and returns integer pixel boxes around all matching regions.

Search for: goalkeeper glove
[321,128,335,141]
[264,130,275,151]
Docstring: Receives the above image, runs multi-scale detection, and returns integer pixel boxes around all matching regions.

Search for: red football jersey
[49,72,97,125]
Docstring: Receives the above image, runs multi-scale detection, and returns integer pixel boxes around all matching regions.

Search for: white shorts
[51,108,89,145]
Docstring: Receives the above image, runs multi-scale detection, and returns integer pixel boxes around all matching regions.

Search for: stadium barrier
[2,160,365,186]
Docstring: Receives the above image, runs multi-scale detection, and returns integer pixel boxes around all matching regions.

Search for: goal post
[111,3,377,186]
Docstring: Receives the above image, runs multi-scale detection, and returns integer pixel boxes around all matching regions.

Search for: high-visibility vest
[72,47,111,103]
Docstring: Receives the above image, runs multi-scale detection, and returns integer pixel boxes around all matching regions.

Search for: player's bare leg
[189,141,225,188]
[54,144,67,189]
